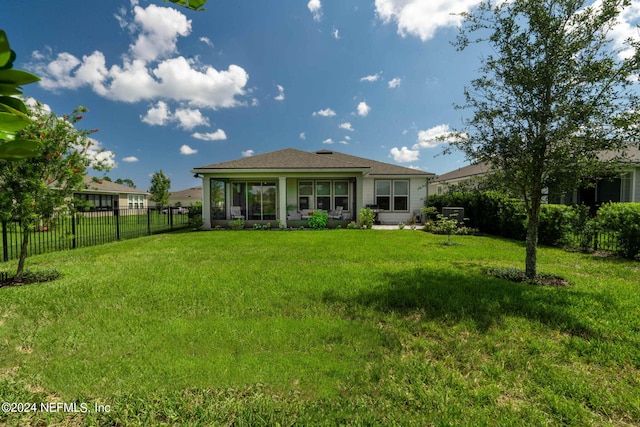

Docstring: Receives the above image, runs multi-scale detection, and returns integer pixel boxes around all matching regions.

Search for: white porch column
[355,176,363,223]
[201,177,211,229]
[279,176,287,228]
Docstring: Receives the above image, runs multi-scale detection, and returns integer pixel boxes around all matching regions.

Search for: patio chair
[230,206,245,220]
[328,206,343,220]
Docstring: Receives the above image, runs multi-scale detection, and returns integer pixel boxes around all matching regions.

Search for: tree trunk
[14,227,29,281]
[525,198,542,280]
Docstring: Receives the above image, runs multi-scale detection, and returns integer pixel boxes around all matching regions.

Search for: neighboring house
[555,147,640,207]
[168,186,202,207]
[430,147,640,207]
[74,176,150,212]
[191,148,434,229]
[429,162,491,195]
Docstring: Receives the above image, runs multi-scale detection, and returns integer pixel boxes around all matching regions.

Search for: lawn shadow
[324,267,611,338]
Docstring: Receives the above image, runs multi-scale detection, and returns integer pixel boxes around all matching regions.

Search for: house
[191,148,434,229]
[429,162,491,195]
[555,147,640,207]
[431,147,640,207]
[74,176,150,212]
[168,186,202,207]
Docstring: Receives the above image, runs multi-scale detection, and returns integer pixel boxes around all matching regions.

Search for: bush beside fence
[427,192,640,259]
[1,208,191,262]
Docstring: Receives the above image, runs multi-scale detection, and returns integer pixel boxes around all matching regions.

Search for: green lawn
[0,230,639,425]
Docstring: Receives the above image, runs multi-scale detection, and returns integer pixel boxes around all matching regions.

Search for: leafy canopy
[0,30,41,160]
[451,0,640,278]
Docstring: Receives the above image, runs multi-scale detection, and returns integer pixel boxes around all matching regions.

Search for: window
[74,193,114,211]
[298,180,350,212]
[127,194,144,209]
[393,180,409,211]
[375,180,409,212]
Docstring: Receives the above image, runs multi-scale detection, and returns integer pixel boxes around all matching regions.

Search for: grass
[0,229,639,425]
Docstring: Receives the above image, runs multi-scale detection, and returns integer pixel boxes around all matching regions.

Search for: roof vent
[315,149,333,154]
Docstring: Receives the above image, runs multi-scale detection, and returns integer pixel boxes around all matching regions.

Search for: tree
[165,0,207,11]
[150,170,171,207]
[0,29,40,160]
[0,103,112,280]
[451,0,640,279]
[115,178,136,188]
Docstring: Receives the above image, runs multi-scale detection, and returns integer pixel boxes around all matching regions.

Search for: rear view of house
[192,148,434,229]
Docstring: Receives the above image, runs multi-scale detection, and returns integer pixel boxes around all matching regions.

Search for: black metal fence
[1,208,191,262]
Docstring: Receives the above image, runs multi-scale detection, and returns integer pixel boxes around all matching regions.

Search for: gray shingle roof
[82,176,149,195]
[193,148,433,176]
[434,162,491,183]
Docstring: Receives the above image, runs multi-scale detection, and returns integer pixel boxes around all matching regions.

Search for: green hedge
[596,203,640,259]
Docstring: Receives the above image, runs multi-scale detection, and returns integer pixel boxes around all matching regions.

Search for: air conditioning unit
[442,207,465,223]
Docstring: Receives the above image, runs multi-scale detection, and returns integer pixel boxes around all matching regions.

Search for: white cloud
[122,156,139,163]
[274,84,285,101]
[83,138,116,169]
[332,28,340,39]
[338,140,348,145]
[413,124,463,149]
[357,101,371,117]
[129,4,192,63]
[375,0,479,41]
[199,36,214,47]
[180,144,198,155]
[251,98,260,107]
[322,138,334,144]
[344,135,351,141]
[299,132,306,140]
[141,101,171,126]
[241,149,255,157]
[308,0,322,21]
[339,122,354,131]
[174,108,210,130]
[192,129,227,141]
[390,146,419,162]
[32,3,249,114]
[313,108,336,117]
[360,73,381,82]
[388,77,402,88]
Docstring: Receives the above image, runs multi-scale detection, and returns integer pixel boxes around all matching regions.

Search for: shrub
[228,218,245,230]
[537,204,574,247]
[307,210,328,229]
[359,208,375,229]
[596,202,640,259]
[347,221,359,229]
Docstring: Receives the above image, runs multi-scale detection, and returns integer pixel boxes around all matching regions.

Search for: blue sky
[4,0,640,191]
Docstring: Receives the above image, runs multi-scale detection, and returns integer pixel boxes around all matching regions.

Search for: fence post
[147,208,151,235]
[115,209,121,240]
[170,208,174,231]
[71,212,77,249]
[2,221,8,262]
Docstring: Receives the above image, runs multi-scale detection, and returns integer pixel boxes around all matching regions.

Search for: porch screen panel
[299,181,313,210]
[248,182,262,220]
[334,181,349,210]
[232,183,246,217]
[210,179,226,220]
[262,182,277,220]
[316,181,331,211]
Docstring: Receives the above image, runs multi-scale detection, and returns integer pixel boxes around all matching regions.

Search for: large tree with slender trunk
[0,102,112,281]
[451,0,640,279]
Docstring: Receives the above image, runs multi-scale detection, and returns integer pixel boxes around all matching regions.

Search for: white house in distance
[74,176,149,211]
[191,148,434,229]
